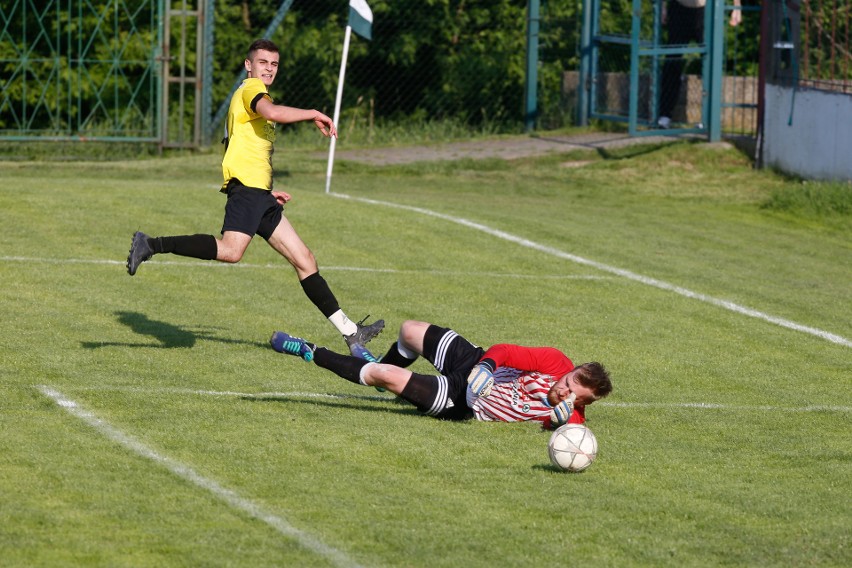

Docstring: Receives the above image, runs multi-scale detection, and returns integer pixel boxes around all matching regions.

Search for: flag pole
[326,25,352,194]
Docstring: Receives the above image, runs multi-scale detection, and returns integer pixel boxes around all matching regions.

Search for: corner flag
[326,1,373,193]
[348,0,373,41]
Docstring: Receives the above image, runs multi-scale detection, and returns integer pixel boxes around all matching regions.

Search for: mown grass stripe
[37,385,364,568]
[333,193,852,349]
[0,256,607,280]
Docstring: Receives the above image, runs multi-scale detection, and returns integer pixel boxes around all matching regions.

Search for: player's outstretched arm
[255,99,337,137]
[482,344,572,376]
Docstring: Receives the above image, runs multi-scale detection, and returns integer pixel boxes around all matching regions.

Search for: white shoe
[657,116,671,129]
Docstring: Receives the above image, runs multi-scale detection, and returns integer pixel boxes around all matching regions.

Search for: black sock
[313,347,367,384]
[300,272,340,318]
[152,235,218,260]
[380,341,416,368]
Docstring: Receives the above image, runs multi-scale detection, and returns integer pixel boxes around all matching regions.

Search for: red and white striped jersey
[467,343,586,426]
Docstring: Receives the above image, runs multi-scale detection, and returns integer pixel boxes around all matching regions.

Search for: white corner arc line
[37,385,363,568]
[330,193,851,349]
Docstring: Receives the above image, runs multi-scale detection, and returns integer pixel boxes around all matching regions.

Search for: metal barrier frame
[0,0,167,143]
[579,0,756,142]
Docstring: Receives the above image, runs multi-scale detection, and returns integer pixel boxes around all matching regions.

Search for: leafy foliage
[210,1,565,127]
[2,1,848,139]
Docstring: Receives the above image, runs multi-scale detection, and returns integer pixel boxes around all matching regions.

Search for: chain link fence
[774,0,851,94]
[208,0,584,144]
[0,0,585,146]
[10,2,845,148]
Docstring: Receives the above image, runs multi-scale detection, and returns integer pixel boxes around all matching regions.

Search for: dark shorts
[400,325,484,421]
[667,0,704,44]
[220,178,282,240]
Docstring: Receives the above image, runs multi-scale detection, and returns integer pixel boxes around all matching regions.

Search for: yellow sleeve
[240,78,271,117]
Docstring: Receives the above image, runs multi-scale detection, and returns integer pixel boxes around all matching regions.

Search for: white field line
[599,401,852,413]
[64,385,852,414]
[37,385,364,568]
[330,193,852,349]
[5,202,849,348]
[0,256,605,280]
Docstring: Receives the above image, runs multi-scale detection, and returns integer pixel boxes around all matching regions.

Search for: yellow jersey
[221,78,276,190]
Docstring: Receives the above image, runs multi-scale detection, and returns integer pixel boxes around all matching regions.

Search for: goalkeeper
[270,320,612,428]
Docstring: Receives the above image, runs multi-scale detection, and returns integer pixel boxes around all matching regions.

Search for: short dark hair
[574,362,613,400]
[247,39,279,60]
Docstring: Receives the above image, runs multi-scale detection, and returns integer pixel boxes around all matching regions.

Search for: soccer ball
[547,424,598,472]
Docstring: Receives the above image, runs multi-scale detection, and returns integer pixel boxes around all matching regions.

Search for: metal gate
[161,0,210,149]
[578,0,756,141]
[0,0,210,147]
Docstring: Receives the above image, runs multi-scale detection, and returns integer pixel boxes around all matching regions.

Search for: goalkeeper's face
[548,371,596,407]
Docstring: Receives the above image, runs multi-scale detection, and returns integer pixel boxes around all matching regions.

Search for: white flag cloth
[348,0,373,40]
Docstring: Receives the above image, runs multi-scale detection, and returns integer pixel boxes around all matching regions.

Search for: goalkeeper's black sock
[152,235,218,260]
[313,347,368,385]
[380,341,417,368]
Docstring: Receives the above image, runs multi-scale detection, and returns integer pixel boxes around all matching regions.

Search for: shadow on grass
[243,393,422,417]
[81,311,266,349]
[535,134,684,161]
[531,463,579,474]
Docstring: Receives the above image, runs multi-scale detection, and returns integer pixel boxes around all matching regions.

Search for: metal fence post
[578,0,593,127]
[707,0,726,141]
[525,0,540,132]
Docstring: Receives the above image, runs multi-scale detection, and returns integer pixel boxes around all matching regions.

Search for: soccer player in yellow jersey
[127,39,384,353]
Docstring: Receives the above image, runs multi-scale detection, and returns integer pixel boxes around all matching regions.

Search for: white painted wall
[763,85,852,181]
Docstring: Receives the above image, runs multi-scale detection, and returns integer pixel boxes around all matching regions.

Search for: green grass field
[1,138,850,567]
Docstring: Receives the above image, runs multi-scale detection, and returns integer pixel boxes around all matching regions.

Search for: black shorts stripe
[399,325,483,421]
[426,375,449,416]
[434,330,458,372]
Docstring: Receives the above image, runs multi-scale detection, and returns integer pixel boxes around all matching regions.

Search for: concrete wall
[763,85,852,181]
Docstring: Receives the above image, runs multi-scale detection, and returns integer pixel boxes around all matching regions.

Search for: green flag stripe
[349,1,372,40]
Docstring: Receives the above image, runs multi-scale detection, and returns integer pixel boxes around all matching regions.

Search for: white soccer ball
[547,424,598,472]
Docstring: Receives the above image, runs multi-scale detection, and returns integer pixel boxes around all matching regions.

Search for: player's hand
[729,9,742,27]
[313,112,337,138]
[549,392,576,427]
[467,363,494,398]
[271,190,292,205]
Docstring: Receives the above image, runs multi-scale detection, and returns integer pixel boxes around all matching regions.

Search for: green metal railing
[1,0,164,142]
[579,0,758,141]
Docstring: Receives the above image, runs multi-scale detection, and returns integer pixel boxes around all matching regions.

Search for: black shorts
[220,178,282,240]
[400,325,484,421]
[667,0,704,44]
